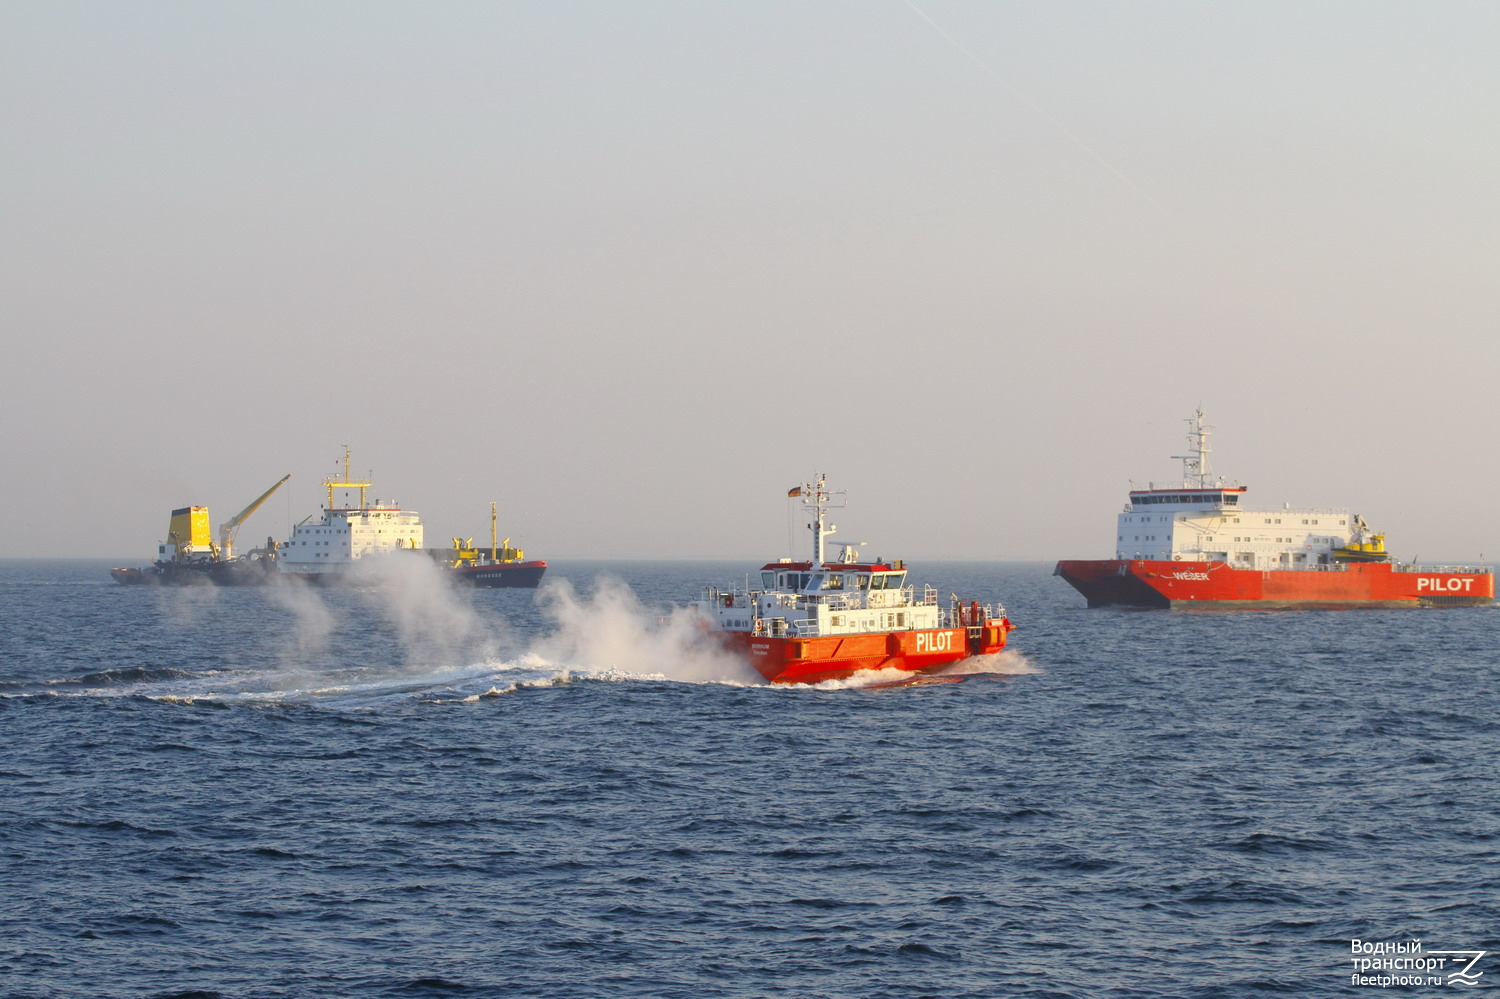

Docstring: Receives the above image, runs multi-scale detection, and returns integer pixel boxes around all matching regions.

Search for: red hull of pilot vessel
[1055,559,1495,610]
[719,620,1014,685]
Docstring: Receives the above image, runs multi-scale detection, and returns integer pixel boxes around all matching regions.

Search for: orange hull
[1055,559,1494,609]
[720,620,1014,684]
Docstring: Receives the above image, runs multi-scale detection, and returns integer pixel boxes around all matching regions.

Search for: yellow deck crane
[217,474,291,560]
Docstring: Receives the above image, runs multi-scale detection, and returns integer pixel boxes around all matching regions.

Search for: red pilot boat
[1055,411,1495,609]
[699,476,1016,684]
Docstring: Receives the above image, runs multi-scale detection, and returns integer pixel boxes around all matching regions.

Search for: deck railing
[1150,559,1494,575]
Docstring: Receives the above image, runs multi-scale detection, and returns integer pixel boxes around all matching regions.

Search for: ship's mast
[796,474,846,564]
[490,501,497,561]
[324,444,372,510]
[1172,409,1215,488]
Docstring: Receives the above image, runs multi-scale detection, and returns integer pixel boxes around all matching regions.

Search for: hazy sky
[4,1,1497,562]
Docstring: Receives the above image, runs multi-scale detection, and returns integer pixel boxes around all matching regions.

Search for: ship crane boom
[219,474,291,560]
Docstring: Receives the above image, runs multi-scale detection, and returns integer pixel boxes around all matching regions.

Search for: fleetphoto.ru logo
[1349,939,1486,988]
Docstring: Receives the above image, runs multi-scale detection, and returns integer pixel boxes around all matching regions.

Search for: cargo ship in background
[440,502,547,588]
[278,450,545,587]
[698,476,1015,684]
[275,451,425,582]
[113,450,544,588]
[110,476,291,585]
[1054,411,1494,609]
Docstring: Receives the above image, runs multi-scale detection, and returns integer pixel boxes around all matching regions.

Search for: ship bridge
[1127,486,1247,510]
[757,560,908,595]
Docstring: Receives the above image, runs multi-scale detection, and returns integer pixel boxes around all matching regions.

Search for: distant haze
[4,2,1497,563]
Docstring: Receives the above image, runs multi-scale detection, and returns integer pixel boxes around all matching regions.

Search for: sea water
[1,559,1495,998]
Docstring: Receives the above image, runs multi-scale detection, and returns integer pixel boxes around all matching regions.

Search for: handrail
[1391,563,1492,574]
[1172,560,1494,575]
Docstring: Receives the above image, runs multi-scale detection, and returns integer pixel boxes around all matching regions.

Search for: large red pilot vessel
[699,476,1015,684]
[1055,412,1494,609]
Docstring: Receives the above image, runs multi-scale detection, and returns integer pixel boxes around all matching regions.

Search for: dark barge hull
[110,559,281,586]
[446,560,548,588]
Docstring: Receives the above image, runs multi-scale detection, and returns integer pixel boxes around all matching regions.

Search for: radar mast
[794,474,847,564]
[1172,409,1217,488]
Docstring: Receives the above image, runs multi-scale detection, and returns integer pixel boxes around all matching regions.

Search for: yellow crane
[218,474,291,560]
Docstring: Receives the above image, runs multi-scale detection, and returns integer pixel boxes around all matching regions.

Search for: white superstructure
[1114,411,1364,570]
[277,449,424,577]
[698,475,1001,639]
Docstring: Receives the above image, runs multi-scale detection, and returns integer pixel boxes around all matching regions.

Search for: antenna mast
[796,474,847,563]
[324,444,373,509]
[1172,410,1215,488]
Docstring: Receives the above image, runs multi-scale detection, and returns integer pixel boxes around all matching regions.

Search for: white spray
[349,554,503,670]
[527,575,757,684]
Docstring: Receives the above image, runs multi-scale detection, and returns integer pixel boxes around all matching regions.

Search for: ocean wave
[73,666,203,686]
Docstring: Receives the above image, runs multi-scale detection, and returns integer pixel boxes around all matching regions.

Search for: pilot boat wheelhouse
[700,476,1015,684]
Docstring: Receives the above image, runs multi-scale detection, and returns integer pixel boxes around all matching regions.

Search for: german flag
[787,486,802,497]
